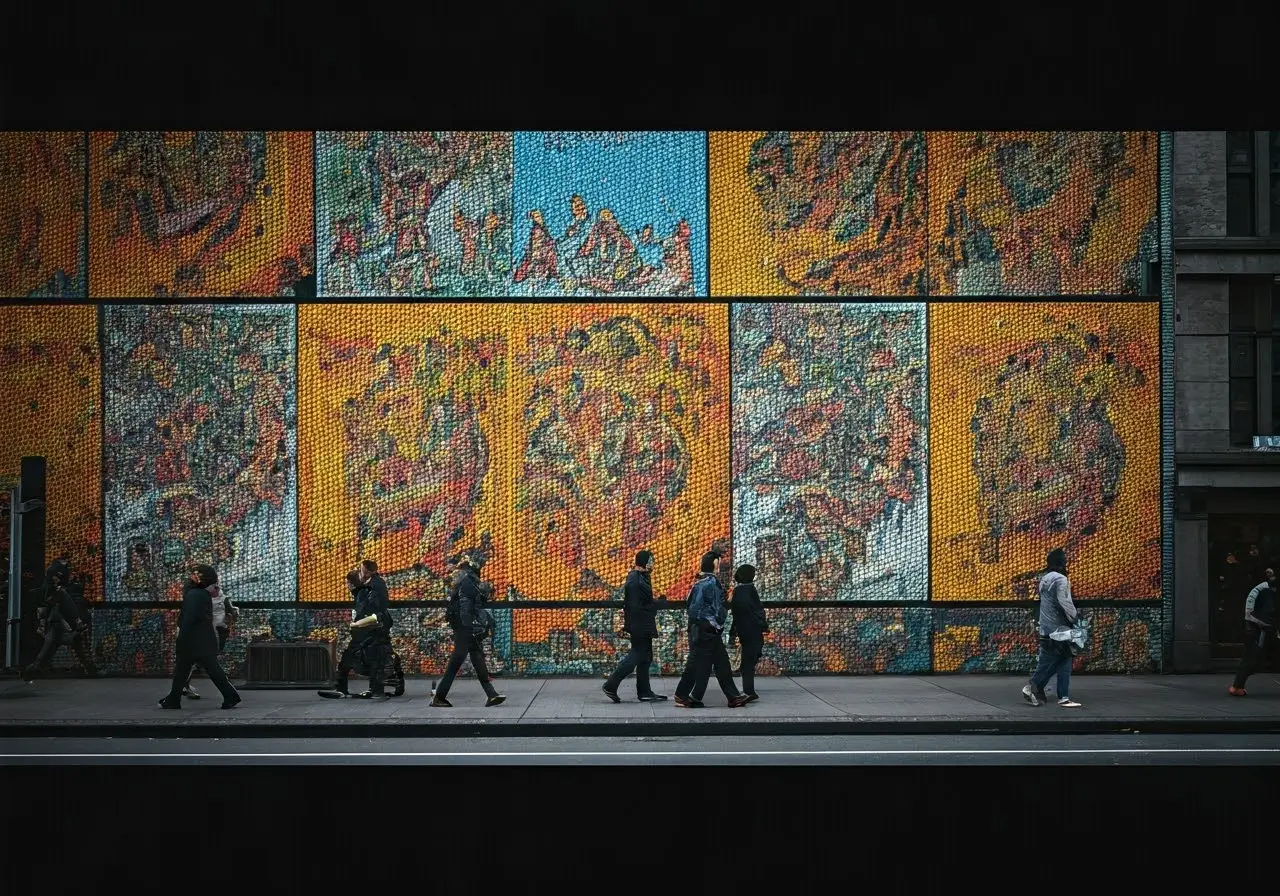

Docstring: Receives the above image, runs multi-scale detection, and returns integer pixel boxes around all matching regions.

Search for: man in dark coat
[602,549,666,702]
[675,551,748,708]
[319,565,402,700]
[158,565,241,710]
[431,554,505,707]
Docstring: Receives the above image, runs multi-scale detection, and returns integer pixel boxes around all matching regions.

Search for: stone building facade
[1174,131,1280,670]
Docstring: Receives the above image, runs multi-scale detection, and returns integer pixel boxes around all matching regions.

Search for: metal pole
[6,487,21,672]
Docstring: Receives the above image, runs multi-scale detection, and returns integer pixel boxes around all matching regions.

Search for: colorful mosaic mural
[931,605,1160,673]
[732,302,928,601]
[0,306,102,598]
[316,132,513,297]
[0,132,86,298]
[89,131,314,298]
[512,132,708,297]
[709,131,927,297]
[102,304,297,602]
[761,607,932,674]
[928,131,1159,295]
[929,302,1161,602]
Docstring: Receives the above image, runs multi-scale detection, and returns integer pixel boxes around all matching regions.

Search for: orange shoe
[1228,686,1247,697]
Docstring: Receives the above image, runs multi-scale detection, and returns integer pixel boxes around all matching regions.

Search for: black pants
[28,625,95,675]
[337,636,393,695]
[738,637,763,696]
[435,627,497,700]
[167,650,239,705]
[604,632,655,696]
[676,626,740,701]
[1233,627,1277,689]
[186,627,229,686]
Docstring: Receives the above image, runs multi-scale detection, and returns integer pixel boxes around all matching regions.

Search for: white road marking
[2,747,1280,760]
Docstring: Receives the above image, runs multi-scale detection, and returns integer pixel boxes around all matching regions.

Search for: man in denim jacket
[674,551,748,709]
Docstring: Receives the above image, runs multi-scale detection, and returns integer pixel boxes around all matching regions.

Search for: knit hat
[734,564,756,584]
[635,550,653,568]
[194,564,218,588]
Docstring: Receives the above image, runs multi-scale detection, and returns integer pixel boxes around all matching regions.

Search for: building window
[1228,131,1256,236]
[1225,131,1280,238]
[1227,275,1280,445]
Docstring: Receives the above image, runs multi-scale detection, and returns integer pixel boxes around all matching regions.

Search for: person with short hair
[728,564,768,703]
[674,551,748,709]
[1229,568,1278,696]
[431,554,505,707]
[602,549,666,703]
[158,565,241,710]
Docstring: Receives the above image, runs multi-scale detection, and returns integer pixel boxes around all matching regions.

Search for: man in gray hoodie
[1022,548,1081,708]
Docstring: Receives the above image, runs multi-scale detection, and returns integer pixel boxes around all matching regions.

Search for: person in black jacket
[728,564,768,702]
[319,566,402,699]
[431,554,505,707]
[22,559,98,681]
[603,550,666,702]
[1230,569,1278,696]
[158,565,241,710]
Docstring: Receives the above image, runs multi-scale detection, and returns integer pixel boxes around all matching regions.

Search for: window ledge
[1176,237,1280,252]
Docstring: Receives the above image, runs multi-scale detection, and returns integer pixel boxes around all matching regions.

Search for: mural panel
[509,303,730,608]
[511,132,707,297]
[762,606,932,674]
[89,131,314,298]
[931,605,1160,673]
[929,302,1161,601]
[732,302,928,600]
[928,131,1158,295]
[316,132,513,297]
[0,307,102,598]
[298,303,511,601]
[709,131,927,296]
[0,132,86,298]
[103,304,297,601]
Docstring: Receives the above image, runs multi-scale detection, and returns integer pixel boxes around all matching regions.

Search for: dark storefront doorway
[1208,513,1280,659]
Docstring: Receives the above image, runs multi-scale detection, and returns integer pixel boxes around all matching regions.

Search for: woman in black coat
[159,565,242,710]
[728,564,768,702]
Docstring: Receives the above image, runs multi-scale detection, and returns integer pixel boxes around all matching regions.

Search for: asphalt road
[3,733,1280,765]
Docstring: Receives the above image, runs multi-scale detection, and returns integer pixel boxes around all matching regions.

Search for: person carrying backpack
[431,554,505,707]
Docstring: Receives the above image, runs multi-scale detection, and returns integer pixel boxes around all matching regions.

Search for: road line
[4,747,1280,759]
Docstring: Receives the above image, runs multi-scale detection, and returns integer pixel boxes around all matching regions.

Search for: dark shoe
[21,666,35,683]
[638,693,668,701]
[674,695,704,708]
[728,694,749,708]
[1229,685,1247,696]
[158,697,181,709]
[317,689,349,699]
[602,684,621,704]
[392,681,406,697]
[183,686,201,699]
[744,692,760,703]
[357,691,390,702]
[486,694,507,707]
[430,696,453,707]
[221,696,242,710]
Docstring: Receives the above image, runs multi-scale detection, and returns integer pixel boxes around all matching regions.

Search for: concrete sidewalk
[3,673,1280,737]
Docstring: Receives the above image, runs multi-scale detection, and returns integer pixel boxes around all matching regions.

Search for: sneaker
[486,694,507,707]
[674,695,704,708]
[1021,684,1042,707]
[1229,686,1248,697]
[1057,697,1082,708]
[182,686,201,700]
[158,697,181,710]
[638,694,668,701]
[430,696,453,707]
[728,694,749,708]
[744,692,760,703]
[20,666,35,683]
[356,691,390,702]
[602,684,621,704]
[317,689,349,699]
[221,696,242,710]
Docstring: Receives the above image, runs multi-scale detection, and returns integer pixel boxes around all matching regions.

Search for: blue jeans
[1029,636,1072,698]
